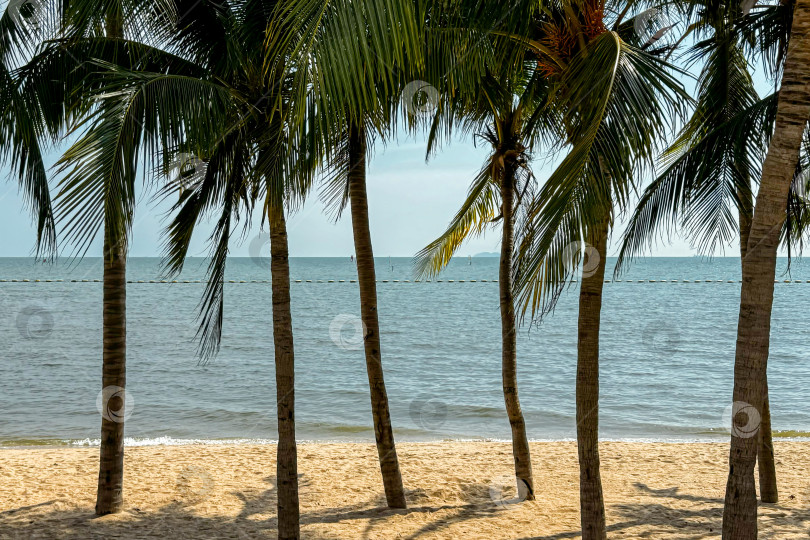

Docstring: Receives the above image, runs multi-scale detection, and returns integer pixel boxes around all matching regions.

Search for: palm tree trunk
[577,211,609,540]
[96,16,126,518]
[738,185,778,505]
[738,185,753,262]
[270,205,300,540]
[95,233,126,515]
[722,2,810,537]
[347,121,407,509]
[757,377,777,503]
[499,163,534,501]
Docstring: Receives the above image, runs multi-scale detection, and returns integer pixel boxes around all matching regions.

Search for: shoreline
[4,434,810,449]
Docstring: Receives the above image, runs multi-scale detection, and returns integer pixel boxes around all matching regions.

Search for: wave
[70,437,279,447]
[3,433,809,448]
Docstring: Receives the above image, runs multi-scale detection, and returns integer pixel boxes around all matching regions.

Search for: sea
[1,256,808,447]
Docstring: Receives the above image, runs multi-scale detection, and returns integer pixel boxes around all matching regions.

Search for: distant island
[473,252,500,257]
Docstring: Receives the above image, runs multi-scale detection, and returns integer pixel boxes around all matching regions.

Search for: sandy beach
[1,441,808,539]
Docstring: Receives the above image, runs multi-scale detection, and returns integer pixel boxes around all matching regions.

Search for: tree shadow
[0,504,283,539]
[0,500,60,516]
[0,474,305,539]
[5,475,806,539]
[632,482,722,504]
[0,476,498,539]
[518,481,810,540]
[291,482,509,539]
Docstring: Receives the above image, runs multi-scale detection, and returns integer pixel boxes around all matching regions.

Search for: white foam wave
[68,437,279,447]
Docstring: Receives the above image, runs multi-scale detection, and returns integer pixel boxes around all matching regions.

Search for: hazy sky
[0,129,715,259]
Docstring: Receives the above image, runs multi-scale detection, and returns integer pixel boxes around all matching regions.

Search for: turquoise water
[1,256,808,445]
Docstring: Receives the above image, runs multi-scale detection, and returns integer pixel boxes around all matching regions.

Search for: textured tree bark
[757,376,777,503]
[739,185,779,505]
[723,1,810,536]
[347,122,407,509]
[738,185,753,264]
[96,16,126,517]
[270,206,300,540]
[576,211,609,540]
[95,234,127,515]
[499,162,534,501]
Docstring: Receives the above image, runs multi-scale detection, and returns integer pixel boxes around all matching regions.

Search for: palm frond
[0,60,56,255]
[414,162,499,279]
[515,33,688,318]
[53,89,144,256]
[615,69,772,272]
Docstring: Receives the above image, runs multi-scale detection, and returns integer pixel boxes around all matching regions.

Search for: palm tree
[271,0,453,509]
[122,3,311,534]
[268,201,300,537]
[722,0,810,535]
[510,5,688,538]
[615,0,788,503]
[95,10,127,517]
[616,2,810,519]
[25,0,302,525]
[415,73,538,501]
[345,119,406,507]
[14,0,169,515]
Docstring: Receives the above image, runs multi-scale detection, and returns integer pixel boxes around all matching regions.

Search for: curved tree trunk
[738,183,778,505]
[96,17,126,517]
[499,162,534,501]
[576,212,609,540]
[270,206,300,540]
[96,233,127,515]
[347,122,406,509]
[722,2,810,537]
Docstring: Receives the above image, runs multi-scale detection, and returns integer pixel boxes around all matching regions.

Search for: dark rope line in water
[1,279,809,284]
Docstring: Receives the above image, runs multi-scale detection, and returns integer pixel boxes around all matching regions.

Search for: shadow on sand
[2,479,809,539]
[519,482,810,540]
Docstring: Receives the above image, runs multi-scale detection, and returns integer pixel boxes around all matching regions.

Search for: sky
[0,130,711,259]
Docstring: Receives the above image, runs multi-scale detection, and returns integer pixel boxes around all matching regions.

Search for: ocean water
[1,256,808,446]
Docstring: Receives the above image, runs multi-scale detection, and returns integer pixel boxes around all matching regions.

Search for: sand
[1,441,809,539]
